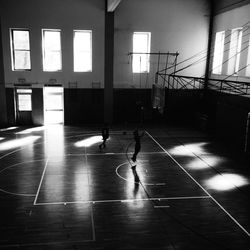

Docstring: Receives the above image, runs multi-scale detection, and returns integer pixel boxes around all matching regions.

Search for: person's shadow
[132,169,140,197]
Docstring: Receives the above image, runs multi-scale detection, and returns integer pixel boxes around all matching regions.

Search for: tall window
[10,29,31,71]
[73,30,92,72]
[42,29,62,71]
[246,39,250,77]
[212,31,225,74]
[228,28,243,75]
[132,32,151,73]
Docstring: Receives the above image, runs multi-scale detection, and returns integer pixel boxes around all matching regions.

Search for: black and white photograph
[0,0,250,249]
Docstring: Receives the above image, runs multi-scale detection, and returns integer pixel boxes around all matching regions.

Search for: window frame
[227,27,243,76]
[212,31,225,75]
[16,88,32,112]
[42,29,62,72]
[73,30,92,72]
[10,28,31,71]
[246,39,250,77]
[132,32,151,73]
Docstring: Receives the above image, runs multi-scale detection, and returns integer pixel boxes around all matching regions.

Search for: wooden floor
[0,124,250,249]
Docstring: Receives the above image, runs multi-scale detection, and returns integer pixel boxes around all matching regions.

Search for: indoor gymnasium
[0,0,250,249]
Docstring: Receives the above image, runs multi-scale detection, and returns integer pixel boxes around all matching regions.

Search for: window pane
[75,32,91,51]
[235,29,242,73]
[14,51,31,70]
[18,94,32,111]
[43,51,61,71]
[17,89,32,93]
[74,30,92,72]
[133,34,149,53]
[11,29,31,71]
[246,40,250,77]
[44,31,61,50]
[13,30,30,50]
[74,52,91,72]
[132,32,151,73]
[228,28,242,75]
[212,31,225,74]
[43,30,62,71]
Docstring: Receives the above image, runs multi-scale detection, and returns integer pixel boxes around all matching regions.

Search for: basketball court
[0,125,250,249]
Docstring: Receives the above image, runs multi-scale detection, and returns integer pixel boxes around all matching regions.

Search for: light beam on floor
[186,156,222,170]
[74,136,103,147]
[0,136,41,151]
[204,173,249,191]
[16,126,45,134]
[169,142,208,156]
[0,126,18,132]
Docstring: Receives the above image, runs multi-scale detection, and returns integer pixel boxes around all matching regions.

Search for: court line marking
[115,162,166,186]
[146,131,250,237]
[0,148,25,160]
[34,196,211,206]
[154,206,170,208]
[84,147,96,242]
[0,159,46,197]
[0,239,95,248]
[0,188,36,197]
[33,158,49,205]
[66,151,164,156]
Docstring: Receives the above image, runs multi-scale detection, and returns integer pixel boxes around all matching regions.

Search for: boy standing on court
[131,128,144,169]
[99,123,109,149]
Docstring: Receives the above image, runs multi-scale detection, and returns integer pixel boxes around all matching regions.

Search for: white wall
[114,0,210,88]
[0,0,105,88]
[212,3,250,80]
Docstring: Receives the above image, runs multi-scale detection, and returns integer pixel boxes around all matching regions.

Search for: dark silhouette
[131,128,144,165]
[132,168,140,184]
[132,169,140,197]
[99,124,109,149]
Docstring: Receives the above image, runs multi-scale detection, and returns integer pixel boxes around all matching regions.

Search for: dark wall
[213,92,250,152]
[113,89,205,125]
[0,18,7,127]
[6,88,15,125]
[32,88,44,125]
[64,89,104,125]
[164,89,202,125]
[4,87,212,127]
[113,89,152,123]
[214,0,250,14]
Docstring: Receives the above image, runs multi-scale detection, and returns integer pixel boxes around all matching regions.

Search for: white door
[43,86,64,124]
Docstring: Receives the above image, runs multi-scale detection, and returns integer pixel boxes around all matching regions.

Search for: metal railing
[157,73,250,95]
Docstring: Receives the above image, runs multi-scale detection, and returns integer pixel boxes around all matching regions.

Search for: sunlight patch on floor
[204,173,249,191]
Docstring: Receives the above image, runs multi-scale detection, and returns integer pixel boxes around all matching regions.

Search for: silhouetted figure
[99,124,109,149]
[131,128,144,165]
[132,169,140,197]
[132,168,140,184]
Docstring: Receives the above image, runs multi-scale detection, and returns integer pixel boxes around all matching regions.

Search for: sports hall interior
[0,0,250,249]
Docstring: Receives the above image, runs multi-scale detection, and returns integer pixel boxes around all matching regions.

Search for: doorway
[15,88,33,125]
[43,86,64,125]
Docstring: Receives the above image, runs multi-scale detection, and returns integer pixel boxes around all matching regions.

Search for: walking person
[99,123,109,149]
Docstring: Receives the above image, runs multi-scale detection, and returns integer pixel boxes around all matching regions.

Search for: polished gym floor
[0,125,250,249]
